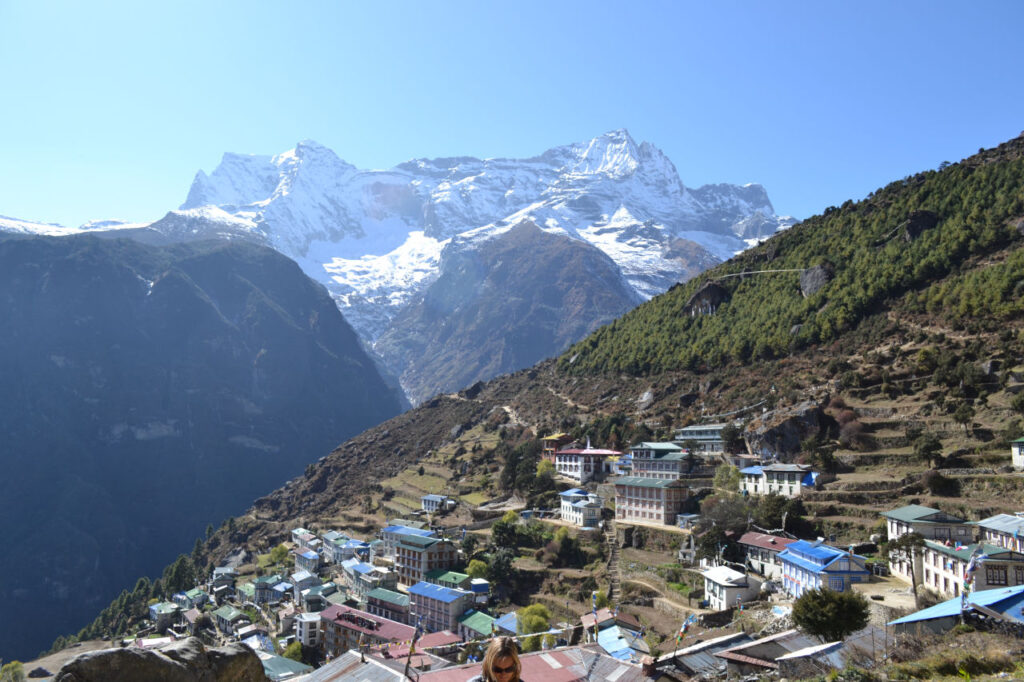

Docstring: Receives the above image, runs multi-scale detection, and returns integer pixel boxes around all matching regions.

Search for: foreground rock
[55,638,263,682]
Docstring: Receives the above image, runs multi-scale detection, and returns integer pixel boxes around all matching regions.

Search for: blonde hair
[481,636,521,682]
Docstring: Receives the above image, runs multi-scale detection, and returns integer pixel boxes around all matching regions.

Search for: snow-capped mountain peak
[564,128,641,178]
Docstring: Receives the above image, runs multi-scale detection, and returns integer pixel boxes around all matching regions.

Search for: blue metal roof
[597,625,645,660]
[350,562,375,575]
[422,494,446,502]
[493,611,518,633]
[381,524,435,537]
[779,541,868,575]
[889,584,1024,625]
[739,466,763,475]
[407,581,466,603]
[299,550,318,559]
[976,514,1024,535]
[560,488,588,497]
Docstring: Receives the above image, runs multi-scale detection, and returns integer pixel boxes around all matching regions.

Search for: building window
[1015,567,1024,585]
[986,565,1008,586]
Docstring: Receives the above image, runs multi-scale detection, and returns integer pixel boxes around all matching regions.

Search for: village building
[975,513,1024,551]
[290,570,320,601]
[919,541,1024,598]
[889,584,1024,636]
[236,582,256,605]
[674,423,731,453]
[777,540,869,597]
[173,587,208,610]
[628,442,690,480]
[254,574,285,606]
[701,566,761,612]
[394,535,458,586]
[294,544,321,569]
[366,587,410,624]
[408,581,475,632]
[421,494,454,513]
[541,432,573,463]
[613,477,688,525]
[425,568,472,591]
[148,602,180,632]
[340,560,399,604]
[738,532,798,579]
[554,441,622,483]
[457,609,496,641]
[295,612,321,648]
[379,524,437,560]
[559,488,603,527]
[320,604,416,657]
[213,604,247,635]
[739,464,818,498]
[1012,438,1024,470]
[881,504,972,583]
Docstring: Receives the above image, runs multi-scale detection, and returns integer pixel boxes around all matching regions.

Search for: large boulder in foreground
[55,637,263,682]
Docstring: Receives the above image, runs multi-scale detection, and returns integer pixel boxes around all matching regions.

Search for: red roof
[737,532,797,552]
[714,650,778,669]
[373,630,461,658]
[555,448,623,456]
[320,604,415,641]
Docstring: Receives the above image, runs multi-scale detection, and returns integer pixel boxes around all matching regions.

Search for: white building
[1012,438,1024,470]
[295,612,321,647]
[674,423,732,453]
[701,566,761,612]
[920,541,1024,599]
[739,464,817,498]
[881,504,972,584]
[628,442,690,480]
[421,494,454,513]
[553,442,621,483]
[976,513,1024,551]
[738,532,797,580]
[558,488,602,528]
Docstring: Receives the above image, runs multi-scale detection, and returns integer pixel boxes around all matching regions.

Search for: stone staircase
[605,518,620,603]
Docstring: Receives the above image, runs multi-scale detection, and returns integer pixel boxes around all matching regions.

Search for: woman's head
[482,636,521,682]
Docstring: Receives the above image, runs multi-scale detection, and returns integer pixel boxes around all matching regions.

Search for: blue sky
[1,0,1022,227]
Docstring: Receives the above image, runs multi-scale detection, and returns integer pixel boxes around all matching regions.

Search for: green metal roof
[458,609,497,637]
[614,476,686,488]
[923,540,1013,561]
[213,605,244,621]
[881,504,965,524]
[367,587,410,607]
[151,602,179,614]
[185,588,206,599]
[398,534,442,548]
[426,569,469,584]
[237,582,255,597]
[631,442,683,452]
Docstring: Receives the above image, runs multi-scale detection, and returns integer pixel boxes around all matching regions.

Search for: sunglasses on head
[492,665,516,674]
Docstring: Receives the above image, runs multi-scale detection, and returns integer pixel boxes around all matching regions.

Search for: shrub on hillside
[922,470,959,496]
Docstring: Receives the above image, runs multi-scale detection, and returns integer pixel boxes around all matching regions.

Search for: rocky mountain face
[1,131,792,404]
[0,234,405,661]
[374,221,645,404]
[131,130,792,401]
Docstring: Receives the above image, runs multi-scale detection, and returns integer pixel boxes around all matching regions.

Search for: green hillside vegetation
[561,138,1024,375]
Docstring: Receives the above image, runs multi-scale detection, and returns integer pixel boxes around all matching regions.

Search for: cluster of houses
[543,424,819,531]
[130,425,1024,680]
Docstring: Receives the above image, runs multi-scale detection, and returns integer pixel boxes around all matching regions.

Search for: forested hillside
[561,136,1024,375]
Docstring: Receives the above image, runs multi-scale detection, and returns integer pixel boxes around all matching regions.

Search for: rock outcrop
[744,400,837,459]
[902,209,939,241]
[799,263,834,298]
[684,280,730,315]
[55,638,263,682]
